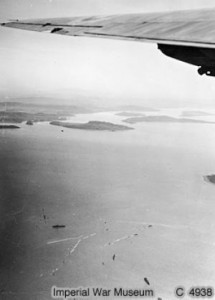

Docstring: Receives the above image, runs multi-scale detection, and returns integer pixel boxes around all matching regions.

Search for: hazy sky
[1,0,215,108]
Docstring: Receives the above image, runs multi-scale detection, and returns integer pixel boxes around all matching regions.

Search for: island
[0,125,20,129]
[26,120,33,125]
[122,115,215,124]
[204,175,215,185]
[50,120,133,131]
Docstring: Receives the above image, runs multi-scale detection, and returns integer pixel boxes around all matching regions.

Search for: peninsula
[123,115,215,124]
[0,125,20,129]
[50,121,133,131]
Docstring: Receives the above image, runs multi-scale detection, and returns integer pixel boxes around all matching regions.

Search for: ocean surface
[1,109,215,299]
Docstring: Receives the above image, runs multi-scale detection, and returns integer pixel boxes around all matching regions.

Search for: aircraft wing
[2,8,215,76]
[2,8,215,48]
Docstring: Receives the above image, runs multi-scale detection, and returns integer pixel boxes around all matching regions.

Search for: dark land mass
[181,110,214,117]
[50,121,133,131]
[204,175,215,185]
[116,112,145,117]
[0,124,20,129]
[52,225,66,229]
[123,115,215,124]
[26,120,34,125]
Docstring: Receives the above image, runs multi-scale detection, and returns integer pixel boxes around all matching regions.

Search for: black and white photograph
[1,1,215,299]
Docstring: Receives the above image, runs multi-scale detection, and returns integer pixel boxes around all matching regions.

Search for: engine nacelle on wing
[197,66,215,76]
[158,44,215,77]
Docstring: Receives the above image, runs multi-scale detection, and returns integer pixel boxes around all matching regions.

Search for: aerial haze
[1,1,215,300]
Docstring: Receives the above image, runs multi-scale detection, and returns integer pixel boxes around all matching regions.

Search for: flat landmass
[50,120,133,131]
[181,110,214,117]
[123,115,215,124]
[204,175,215,185]
[0,124,20,129]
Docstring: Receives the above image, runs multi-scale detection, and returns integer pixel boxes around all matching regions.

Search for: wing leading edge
[2,8,215,76]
